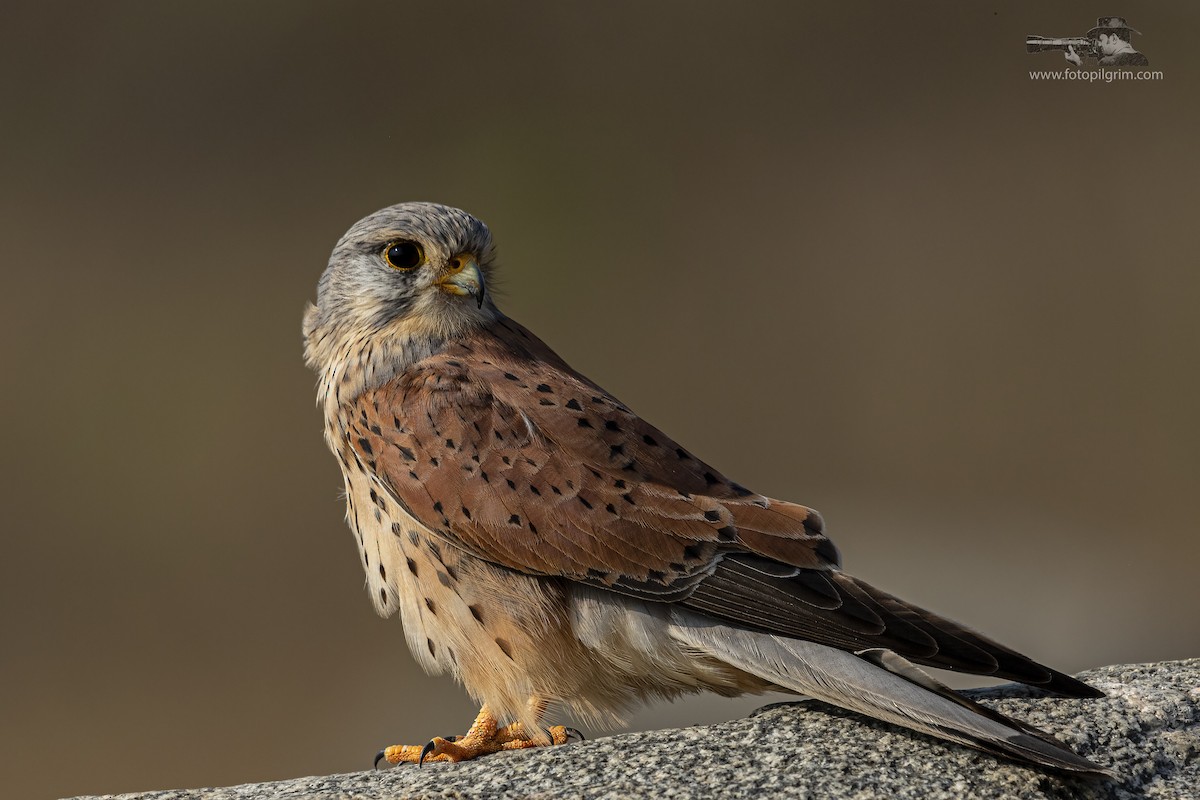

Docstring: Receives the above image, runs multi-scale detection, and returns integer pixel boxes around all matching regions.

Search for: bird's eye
[383,241,425,270]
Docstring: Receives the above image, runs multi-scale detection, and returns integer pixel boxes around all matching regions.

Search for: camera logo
[1026,16,1150,67]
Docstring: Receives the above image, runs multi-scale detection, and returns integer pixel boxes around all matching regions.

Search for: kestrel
[302,202,1111,776]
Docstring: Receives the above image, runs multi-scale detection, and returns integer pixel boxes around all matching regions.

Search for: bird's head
[304,202,498,368]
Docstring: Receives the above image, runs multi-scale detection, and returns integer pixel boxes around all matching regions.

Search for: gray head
[303,202,499,362]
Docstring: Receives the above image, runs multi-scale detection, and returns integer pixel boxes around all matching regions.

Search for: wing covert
[343,317,832,598]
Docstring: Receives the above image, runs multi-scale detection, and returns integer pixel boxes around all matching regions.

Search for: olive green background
[2,2,1197,798]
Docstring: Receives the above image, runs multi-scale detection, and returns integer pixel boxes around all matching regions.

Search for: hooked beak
[435,254,485,309]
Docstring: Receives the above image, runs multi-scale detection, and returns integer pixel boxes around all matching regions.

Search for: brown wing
[346,317,831,600]
[346,317,1098,696]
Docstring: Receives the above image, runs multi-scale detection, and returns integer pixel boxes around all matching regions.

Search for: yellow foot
[374,703,583,766]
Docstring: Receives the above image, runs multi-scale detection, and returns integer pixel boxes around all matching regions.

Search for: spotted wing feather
[346,319,829,599]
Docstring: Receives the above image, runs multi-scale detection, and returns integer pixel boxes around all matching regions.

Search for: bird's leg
[376,700,581,766]
[493,697,584,747]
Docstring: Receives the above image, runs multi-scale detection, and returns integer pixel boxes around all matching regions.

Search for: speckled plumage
[303,202,1111,775]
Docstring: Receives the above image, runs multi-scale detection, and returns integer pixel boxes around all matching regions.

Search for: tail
[670,610,1114,778]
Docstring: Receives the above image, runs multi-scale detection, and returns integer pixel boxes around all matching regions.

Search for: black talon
[564,727,586,742]
[418,739,437,767]
[442,735,458,742]
[374,749,388,770]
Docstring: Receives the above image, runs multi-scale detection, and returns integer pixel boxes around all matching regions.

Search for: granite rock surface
[68,660,1199,800]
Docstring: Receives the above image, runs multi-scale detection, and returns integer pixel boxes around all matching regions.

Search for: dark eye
[383,241,424,270]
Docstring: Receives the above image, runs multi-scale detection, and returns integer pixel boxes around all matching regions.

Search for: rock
[66,660,1198,800]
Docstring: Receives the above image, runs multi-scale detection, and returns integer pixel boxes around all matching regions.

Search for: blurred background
[2,1,1197,797]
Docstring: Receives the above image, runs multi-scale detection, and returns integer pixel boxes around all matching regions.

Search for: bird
[302,201,1112,777]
